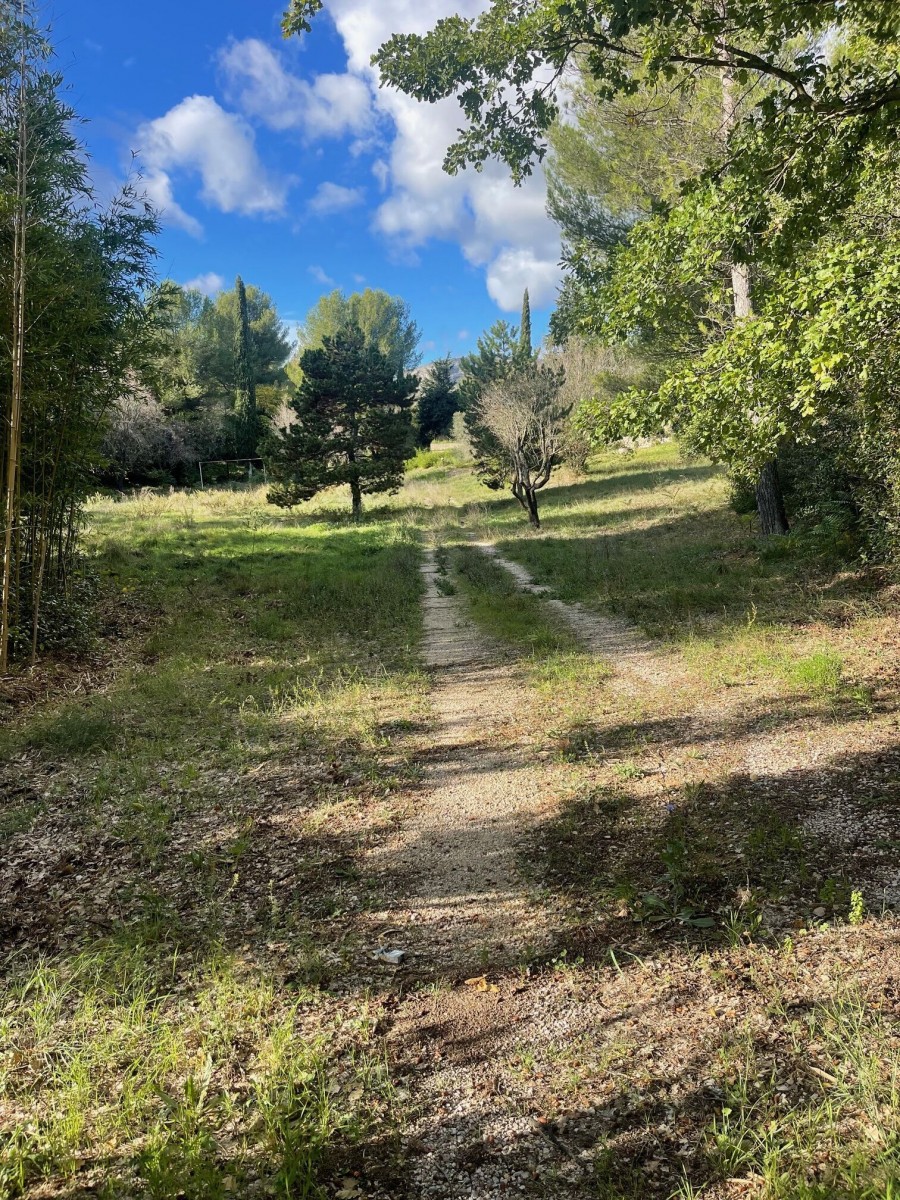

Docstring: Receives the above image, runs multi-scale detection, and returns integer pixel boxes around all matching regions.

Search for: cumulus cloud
[183,271,225,295]
[137,95,287,235]
[219,38,372,140]
[318,0,562,311]
[308,181,365,215]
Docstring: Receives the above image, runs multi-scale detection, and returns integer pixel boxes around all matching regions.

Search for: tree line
[9,0,900,664]
[290,0,900,555]
[0,7,157,666]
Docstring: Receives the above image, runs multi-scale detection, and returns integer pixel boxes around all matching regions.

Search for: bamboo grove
[0,4,157,667]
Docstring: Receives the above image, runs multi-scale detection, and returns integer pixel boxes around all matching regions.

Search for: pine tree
[415,357,458,448]
[233,275,258,457]
[518,288,532,361]
[266,324,416,518]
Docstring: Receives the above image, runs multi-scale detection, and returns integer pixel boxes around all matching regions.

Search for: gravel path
[368,549,558,974]
[472,541,680,687]
[366,540,900,1200]
[363,549,592,1199]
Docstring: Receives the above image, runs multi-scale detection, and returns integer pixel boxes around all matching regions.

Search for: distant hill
[413,357,464,384]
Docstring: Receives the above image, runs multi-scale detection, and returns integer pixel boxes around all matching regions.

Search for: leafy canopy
[291,288,421,384]
[360,1,900,183]
[416,357,459,448]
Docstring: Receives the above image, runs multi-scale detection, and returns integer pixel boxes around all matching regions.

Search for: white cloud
[137,95,287,235]
[308,265,336,286]
[318,0,562,311]
[219,38,372,140]
[308,181,365,216]
[458,329,470,341]
[183,271,225,295]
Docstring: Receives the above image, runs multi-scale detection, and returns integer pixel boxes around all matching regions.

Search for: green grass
[405,444,469,473]
[450,544,580,661]
[450,442,878,696]
[0,943,392,1198]
[0,487,422,1197]
[706,992,900,1198]
[1,443,896,1199]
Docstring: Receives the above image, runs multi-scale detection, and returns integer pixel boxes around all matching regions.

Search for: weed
[705,993,900,1198]
[790,650,844,695]
[722,899,765,946]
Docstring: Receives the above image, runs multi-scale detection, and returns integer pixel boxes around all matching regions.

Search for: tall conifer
[234,275,258,457]
[518,288,532,360]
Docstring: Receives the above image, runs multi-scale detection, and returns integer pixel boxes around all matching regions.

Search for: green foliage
[0,12,159,661]
[518,288,532,358]
[291,287,421,383]
[405,445,466,472]
[233,275,259,457]
[351,0,900,554]
[590,153,900,552]
[117,277,292,485]
[368,2,900,183]
[458,319,526,490]
[546,63,720,340]
[266,324,417,516]
[415,356,458,448]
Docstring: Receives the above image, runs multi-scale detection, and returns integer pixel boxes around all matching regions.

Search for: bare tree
[477,362,569,528]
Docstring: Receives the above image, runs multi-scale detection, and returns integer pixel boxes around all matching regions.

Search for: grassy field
[0,490,426,1197]
[2,442,900,1198]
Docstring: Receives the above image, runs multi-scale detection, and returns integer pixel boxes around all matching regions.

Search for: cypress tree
[518,288,532,360]
[234,275,258,457]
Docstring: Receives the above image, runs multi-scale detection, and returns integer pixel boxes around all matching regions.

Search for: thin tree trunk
[1,16,28,672]
[756,459,790,537]
[349,475,362,519]
[721,59,789,535]
[525,487,540,528]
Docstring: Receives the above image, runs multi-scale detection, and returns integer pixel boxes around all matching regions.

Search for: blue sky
[52,0,561,362]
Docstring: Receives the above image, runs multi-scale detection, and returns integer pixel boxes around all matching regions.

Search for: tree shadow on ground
[527,739,900,967]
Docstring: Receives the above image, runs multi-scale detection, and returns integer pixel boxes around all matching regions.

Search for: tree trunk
[349,475,362,519]
[721,60,789,536]
[756,459,790,536]
[524,487,540,528]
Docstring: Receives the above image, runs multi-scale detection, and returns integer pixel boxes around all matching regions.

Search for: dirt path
[368,548,557,972]
[473,540,681,687]
[361,550,610,1199]
[366,542,900,1200]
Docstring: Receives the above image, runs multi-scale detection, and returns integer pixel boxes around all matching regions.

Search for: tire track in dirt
[365,550,606,1200]
[367,548,558,974]
[474,541,900,821]
[473,540,684,688]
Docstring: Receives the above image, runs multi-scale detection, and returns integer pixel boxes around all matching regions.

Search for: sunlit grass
[1,488,422,1196]
[0,944,392,1198]
[4,439,895,1197]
